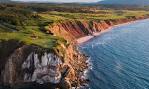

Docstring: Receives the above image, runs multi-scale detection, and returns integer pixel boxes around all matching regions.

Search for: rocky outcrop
[0,40,87,89]
[22,52,62,84]
[48,15,149,42]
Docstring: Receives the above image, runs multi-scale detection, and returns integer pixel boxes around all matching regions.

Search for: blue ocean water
[79,19,149,89]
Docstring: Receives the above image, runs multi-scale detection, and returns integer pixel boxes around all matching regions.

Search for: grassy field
[39,10,149,22]
[0,26,66,48]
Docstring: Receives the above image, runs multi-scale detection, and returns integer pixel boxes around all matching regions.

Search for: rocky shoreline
[47,15,149,88]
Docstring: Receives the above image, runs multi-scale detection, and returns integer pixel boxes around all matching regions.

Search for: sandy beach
[77,29,111,44]
[77,19,142,44]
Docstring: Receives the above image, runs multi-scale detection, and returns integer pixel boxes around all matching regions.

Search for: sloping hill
[98,0,149,6]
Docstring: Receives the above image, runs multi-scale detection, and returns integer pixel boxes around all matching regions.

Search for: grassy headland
[0,3,149,48]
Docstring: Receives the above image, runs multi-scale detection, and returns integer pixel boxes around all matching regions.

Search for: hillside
[98,0,149,6]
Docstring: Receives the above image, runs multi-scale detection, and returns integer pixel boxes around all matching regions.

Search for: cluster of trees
[0,4,40,26]
[0,4,45,31]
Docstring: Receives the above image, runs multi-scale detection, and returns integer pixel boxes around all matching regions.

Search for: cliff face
[48,20,114,41]
[0,40,87,88]
[48,16,149,42]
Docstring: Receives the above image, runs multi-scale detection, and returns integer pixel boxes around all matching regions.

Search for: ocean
[79,19,149,89]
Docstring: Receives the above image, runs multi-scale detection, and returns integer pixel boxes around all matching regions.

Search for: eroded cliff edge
[0,40,88,89]
[48,16,149,42]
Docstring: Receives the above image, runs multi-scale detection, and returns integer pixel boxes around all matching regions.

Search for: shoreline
[77,18,148,44]
[76,18,149,88]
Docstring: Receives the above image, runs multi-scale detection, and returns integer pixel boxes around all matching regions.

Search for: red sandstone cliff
[48,16,149,42]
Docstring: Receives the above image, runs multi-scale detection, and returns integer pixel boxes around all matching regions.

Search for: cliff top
[0,4,149,48]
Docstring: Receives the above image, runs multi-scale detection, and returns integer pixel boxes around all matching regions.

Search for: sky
[12,0,101,3]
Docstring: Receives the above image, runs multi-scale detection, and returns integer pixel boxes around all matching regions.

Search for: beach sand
[77,19,140,44]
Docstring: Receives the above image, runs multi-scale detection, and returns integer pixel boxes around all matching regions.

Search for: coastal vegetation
[0,3,149,48]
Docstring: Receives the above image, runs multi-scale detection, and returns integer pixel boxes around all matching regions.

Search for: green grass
[0,4,67,49]
[39,10,149,22]
[0,26,66,48]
